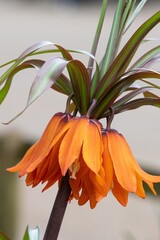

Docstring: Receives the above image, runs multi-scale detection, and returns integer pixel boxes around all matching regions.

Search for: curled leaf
[27,57,69,106]
[0,60,44,104]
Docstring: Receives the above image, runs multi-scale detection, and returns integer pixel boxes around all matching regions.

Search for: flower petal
[83,120,103,173]
[135,174,146,198]
[112,174,128,206]
[107,130,137,192]
[146,181,157,195]
[27,113,69,172]
[59,117,88,176]
[102,132,114,192]
[121,134,160,183]
[7,143,37,175]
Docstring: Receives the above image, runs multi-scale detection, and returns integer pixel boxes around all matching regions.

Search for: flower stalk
[43,172,71,240]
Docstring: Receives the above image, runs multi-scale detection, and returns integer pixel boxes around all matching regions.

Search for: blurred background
[0,0,160,239]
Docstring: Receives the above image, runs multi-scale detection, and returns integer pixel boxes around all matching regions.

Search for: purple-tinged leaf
[124,0,147,33]
[18,41,53,59]
[113,86,154,110]
[52,73,72,96]
[0,60,44,104]
[95,11,160,102]
[143,91,160,98]
[3,58,69,124]
[67,60,90,114]
[130,45,160,70]
[92,70,160,119]
[27,57,69,106]
[115,97,160,114]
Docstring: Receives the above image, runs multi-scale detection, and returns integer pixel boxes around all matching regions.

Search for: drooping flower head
[1,0,160,208]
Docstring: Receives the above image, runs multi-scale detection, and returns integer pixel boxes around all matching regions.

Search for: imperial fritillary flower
[7,113,160,208]
[102,130,160,206]
[7,112,71,189]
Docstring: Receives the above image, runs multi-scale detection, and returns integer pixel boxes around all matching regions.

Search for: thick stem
[43,173,71,240]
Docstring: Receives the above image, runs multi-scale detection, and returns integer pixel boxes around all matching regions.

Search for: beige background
[0,1,160,239]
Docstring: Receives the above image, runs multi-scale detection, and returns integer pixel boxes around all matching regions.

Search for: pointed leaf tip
[27,57,69,106]
[18,41,53,59]
[23,226,40,240]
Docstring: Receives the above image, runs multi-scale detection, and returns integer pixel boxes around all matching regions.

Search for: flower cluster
[8,112,160,208]
[1,1,160,208]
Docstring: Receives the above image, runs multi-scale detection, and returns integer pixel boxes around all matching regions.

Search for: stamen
[69,161,80,179]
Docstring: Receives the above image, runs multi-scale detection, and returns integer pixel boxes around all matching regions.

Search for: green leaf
[0,232,10,240]
[95,11,160,102]
[90,63,100,98]
[0,41,53,86]
[100,0,133,76]
[3,57,69,124]
[23,226,40,240]
[52,73,72,95]
[130,45,160,70]
[88,0,108,77]
[115,97,160,113]
[67,60,90,114]
[140,78,160,90]
[143,91,160,98]
[27,57,69,106]
[92,70,160,119]
[0,60,44,104]
[113,86,153,110]
[124,0,147,33]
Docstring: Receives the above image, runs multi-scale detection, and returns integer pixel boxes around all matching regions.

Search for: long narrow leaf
[95,11,160,102]
[92,70,160,118]
[130,45,160,70]
[27,57,69,106]
[88,0,108,77]
[143,91,160,98]
[67,60,90,114]
[124,0,147,33]
[113,86,153,109]
[100,0,131,76]
[52,73,72,95]
[115,97,160,114]
[0,60,44,104]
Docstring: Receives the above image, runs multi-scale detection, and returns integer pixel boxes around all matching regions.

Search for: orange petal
[83,120,103,173]
[83,174,97,209]
[25,169,37,186]
[146,181,157,195]
[78,187,89,206]
[121,135,160,183]
[107,130,137,192]
[135,174,145,198]
[69,178,81,200]
[89,167,108,198]
[74,153,89,179]
[102,132,114,192]
[59,117,88,176]
[7,143,37,175]
[32,156,50,186]
[41,138,62,181]
[27,113,69,172]
[42,169,61,191]
[112,174,128,207]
